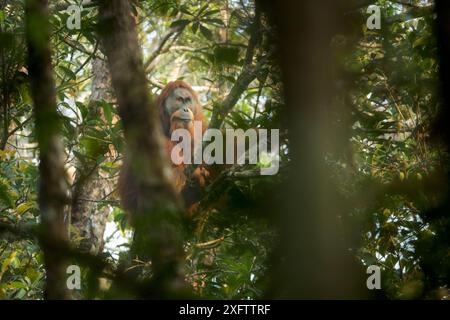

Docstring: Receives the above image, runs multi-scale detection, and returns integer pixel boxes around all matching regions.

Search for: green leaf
[170,19,190,29]
[26,267,40,283]
[179,6,192,15]
[204,18,225,27]
[191,21,200,34]
[8,281,27,290]
[169,8,179,17]
[14,288,27,299]
[80,136,108,159]
[15,202,34,215]
[412,36,427,49]
[76,101,88,120]
[200,25,213,41]
[101,101,113,125]
[59,66,76,80]
[203,9,220,16]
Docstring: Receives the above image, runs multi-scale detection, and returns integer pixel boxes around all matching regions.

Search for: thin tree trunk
[71,55,113,255]
[25,0,70,300]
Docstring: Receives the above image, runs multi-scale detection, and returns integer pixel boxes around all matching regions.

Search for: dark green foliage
[0,0,448,300]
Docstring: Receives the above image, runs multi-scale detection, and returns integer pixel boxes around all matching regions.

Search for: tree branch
[210,2,265,129]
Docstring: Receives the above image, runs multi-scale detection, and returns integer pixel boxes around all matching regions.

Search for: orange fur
[157,81,209,193]
[157,80,208,138]
[119,81,209,216]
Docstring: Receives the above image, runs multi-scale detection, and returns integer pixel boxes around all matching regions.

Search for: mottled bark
[98,0,185,296]
[25,0,70,299]
[71,55,113,255]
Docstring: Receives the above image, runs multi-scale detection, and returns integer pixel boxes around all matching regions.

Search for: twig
[144,25,184,73]
[194,236,225,249]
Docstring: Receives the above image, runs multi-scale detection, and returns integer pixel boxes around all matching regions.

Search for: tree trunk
[98,0,185,297]
[261,0,368,299]
[70,55,113,255]
[25,0,70,300]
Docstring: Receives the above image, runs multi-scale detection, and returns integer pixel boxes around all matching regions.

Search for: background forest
[0,0,449,300]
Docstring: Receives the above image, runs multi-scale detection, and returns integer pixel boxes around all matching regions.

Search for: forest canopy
[0,0,448,300]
